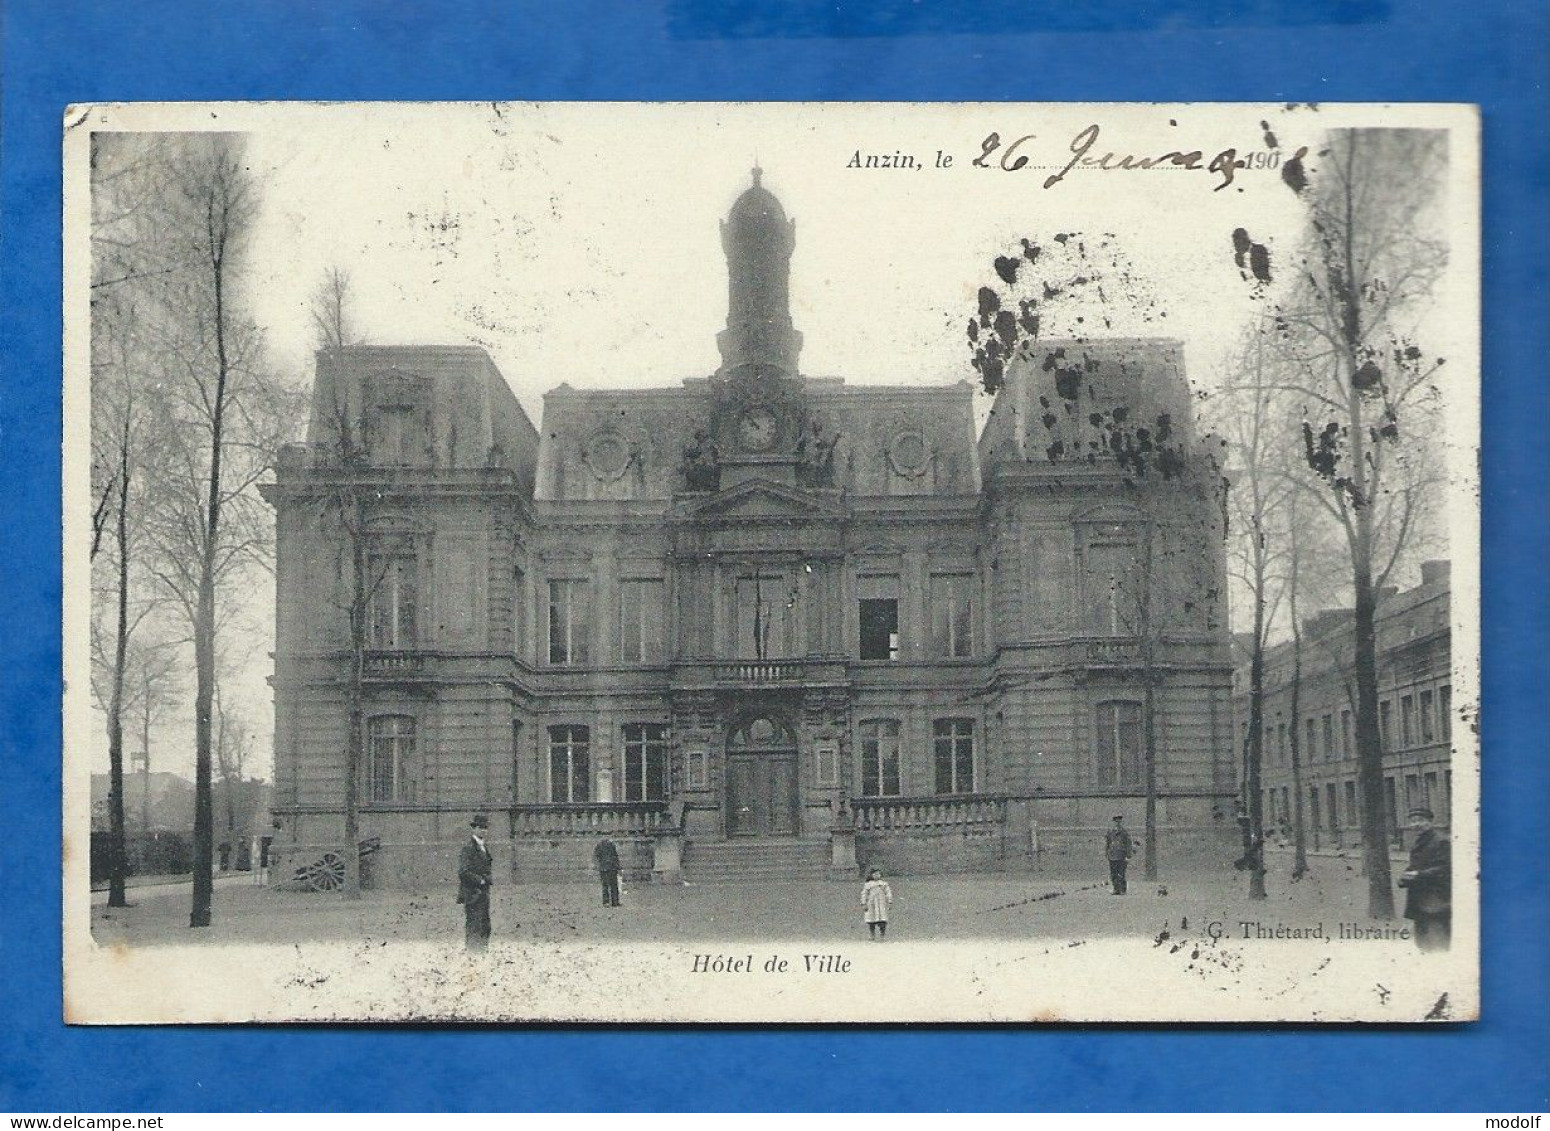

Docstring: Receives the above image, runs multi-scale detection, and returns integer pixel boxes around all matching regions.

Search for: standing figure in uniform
[594,836,622,908]
[457,814,494,951]
[1105,814,1135,895]
[1398,805,1451,951]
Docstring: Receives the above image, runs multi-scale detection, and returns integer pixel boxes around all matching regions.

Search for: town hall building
[264,170,1237,887]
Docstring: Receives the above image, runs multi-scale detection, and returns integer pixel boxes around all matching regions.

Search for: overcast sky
[80,102,1475,781]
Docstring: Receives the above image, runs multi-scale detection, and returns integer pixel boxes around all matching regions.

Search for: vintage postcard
[64,102,1479,1023]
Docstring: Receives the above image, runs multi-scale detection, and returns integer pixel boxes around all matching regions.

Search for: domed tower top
[717,166,802,376]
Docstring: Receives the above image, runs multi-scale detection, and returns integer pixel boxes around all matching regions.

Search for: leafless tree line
[89,132,303,923]
[1215,128,1449,915]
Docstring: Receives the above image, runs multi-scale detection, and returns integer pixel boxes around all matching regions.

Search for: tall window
[1322,714,1334,762]
[366,715,415,803]
[371,404,419,466]
[933,718,975,794]
[548,725,590,802]
[859,719,902,797]
[1439,684,1452,741]
[621,723,668,801]
[1384,776,1398,836]
[367,549,418,649]
[619,578,664,664]
[548,579,591,665]
[1344,780,1358,824]
[1418,688,1436,743]
[1400,694,1415,747]
[1379,700,1392,751]
[1087,541,1140,636]
[858,575,899,661]
[737,571,791,660]
[1277,722,1287,765]
[1341,709,1353,760]
[1095,700,1143,788]
[930,574,974,658]
[1305,717,1318,761]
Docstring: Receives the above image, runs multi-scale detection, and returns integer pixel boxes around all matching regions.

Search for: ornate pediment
[670,478,845,524]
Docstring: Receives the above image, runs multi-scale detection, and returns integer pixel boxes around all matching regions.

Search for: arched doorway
[725,714,799,837]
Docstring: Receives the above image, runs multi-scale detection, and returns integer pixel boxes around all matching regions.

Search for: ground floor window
[622,723,668,801]
[1095,700,1143,788]
[366,715,416,802]
[549,724,591,802]
[859,719,901,796]
[933,718,974,793]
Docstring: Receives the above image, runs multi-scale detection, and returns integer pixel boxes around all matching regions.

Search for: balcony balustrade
[510,801,670,839]
[363,650,427,678]
[712,659,807,686]
[850,793,1008,832]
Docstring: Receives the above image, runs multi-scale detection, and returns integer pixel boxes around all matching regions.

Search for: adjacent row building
[1236,560,1454,850]
[263,170,1237,886]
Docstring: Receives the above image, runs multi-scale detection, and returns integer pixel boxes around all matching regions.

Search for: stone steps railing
[510,802,670,838]
[850,794,1008,832]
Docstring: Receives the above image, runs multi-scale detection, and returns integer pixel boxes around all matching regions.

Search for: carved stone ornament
[582,428,633,481]
[887,429,931,478]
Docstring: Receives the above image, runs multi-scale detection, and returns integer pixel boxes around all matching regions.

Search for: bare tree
[135,134,298,928]
[1215,331,1298,898]
[1238,128,1449,917]
[306,265,395,900]
[89,134,181,907]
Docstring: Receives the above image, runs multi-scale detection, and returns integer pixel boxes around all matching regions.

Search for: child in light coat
[861,867,893,940]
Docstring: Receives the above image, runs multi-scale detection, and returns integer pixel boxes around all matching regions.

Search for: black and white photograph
[63,101,1479,1023]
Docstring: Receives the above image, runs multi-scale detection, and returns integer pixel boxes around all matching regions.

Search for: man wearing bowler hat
[457,814,494,951]
[1105,814,1135,895]
[1398,805,1450,951]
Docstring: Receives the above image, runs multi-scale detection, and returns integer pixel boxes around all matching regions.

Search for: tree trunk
[191,577,216,927]
[1288,607,1310,880]
[1244,519,1269,899]
[342,512,367,900]
[1141,523,1159,882]
[1336,134,1397,920]
[1352,558,1396,916]
[105,433,131,908]
[190,192,231,930]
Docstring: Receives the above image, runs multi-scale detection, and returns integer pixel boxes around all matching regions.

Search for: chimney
[1420,559,1450,587]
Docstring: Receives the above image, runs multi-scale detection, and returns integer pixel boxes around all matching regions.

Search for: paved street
[91,855,1414,948]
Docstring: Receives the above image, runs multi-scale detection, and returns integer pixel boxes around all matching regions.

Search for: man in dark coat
[594,836,621,908]
[457,814,494,951]
[1398,805,1450,951]
[1105,814,1135,895]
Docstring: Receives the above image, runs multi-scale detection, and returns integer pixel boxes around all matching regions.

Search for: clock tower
[711,167,808,488]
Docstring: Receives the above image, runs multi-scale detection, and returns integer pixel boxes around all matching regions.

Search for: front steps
[681,838,836,884]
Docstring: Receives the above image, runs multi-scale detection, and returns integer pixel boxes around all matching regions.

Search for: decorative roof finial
[751,164,763,188]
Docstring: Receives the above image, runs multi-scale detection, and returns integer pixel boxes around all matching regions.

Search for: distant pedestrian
[457,814,493,951]
[1105,815,1135,895]
[594,836,622,907]
[1398,806,1450,951]
[861,867,893,940]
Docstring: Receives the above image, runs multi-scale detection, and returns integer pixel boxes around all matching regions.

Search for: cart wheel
[309,851,345,891]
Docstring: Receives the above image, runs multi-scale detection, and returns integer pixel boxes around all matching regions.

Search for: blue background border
[2,0,1544,1113]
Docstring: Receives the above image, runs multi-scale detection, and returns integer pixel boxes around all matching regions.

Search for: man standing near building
[1398,806,1450,951]
[594,836,622,908]
[1105,814,1135,895]
[457,814,494,951]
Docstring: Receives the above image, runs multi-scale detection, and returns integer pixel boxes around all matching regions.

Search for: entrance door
[725,715,799,837]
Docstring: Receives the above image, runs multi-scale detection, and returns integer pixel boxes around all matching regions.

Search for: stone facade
[264,172,1237,886]
[1235,560,1454,850]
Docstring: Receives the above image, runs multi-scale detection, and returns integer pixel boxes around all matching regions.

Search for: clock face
[737,406,780,451]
